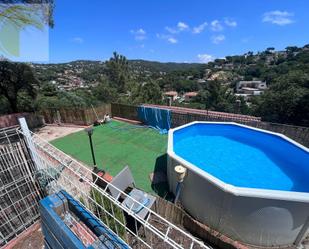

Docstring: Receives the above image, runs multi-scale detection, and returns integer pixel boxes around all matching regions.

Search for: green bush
[90,188,127,241]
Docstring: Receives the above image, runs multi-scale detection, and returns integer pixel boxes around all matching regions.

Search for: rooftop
[241,87,261,91]
[164,91,178,96]
[184,92,198,97]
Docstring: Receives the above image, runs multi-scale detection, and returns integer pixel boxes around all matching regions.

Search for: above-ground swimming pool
[167,122,309,247]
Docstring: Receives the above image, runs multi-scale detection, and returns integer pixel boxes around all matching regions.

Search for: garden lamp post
[85,126,97,167]
[85,126,111,187]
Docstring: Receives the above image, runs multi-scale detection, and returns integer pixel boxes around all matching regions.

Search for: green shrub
[90,188,127,241]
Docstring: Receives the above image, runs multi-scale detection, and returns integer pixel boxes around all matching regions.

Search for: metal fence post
[18,117,43,170]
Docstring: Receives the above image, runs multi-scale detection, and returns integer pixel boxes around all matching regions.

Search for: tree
[0,61,38,113]
[193,90,210,109]
[0,1,54,69]
[36,91,87,110]
[172,79,199,93]
[0,95,11,114]
[41,82,58,96]
[253,86,309,125]
[94,77,118,103]
[130,80,162,104]
[285,46,299,53]
[106,52,129,92]
[0,0,54,28]
[192,80,237,113]
[253,71,309,126]
[205,80,235,112]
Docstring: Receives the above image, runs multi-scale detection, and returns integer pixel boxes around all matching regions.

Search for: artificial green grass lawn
[51,120,168,193]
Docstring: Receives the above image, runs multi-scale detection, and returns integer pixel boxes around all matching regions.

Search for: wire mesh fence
[26,128,210,249]
[0,127,43,246]
[0,120,211,249]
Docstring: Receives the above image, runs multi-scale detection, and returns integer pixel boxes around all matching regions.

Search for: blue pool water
[173,124,309,192]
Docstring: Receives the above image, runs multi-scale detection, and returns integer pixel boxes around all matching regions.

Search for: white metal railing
[17,123,211,249]
[0,127,42,246]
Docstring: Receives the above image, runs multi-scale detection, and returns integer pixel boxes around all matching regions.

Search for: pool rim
[168,121,309,202]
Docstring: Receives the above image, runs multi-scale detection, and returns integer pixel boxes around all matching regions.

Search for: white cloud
[177,21,189,31]
[130,28,147,41]
[263,10,294,26]
[224,18,237,27]
[197,54,215,63]
[71,37,84,44]
[165,26,178,34]
[166,21,189,34]
[157,33,178,44]
[168,37,178,44]
[211,34,225,44]
[156,33,168,39]
[210,20,223,31]
[192,22,208,34]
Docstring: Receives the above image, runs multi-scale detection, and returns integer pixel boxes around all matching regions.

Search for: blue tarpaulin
[40,190,129,249]
[137,106,171,134]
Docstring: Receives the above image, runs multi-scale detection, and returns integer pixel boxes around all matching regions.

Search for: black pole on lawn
[85,127,97,167]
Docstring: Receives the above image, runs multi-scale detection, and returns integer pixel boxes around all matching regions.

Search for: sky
[46,0,309,63]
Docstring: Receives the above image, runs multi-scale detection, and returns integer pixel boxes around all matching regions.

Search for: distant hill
[129,59,204,73]
[31,44,309,89]
[31,59,205,86]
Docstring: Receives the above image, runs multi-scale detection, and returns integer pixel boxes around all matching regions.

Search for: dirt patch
[4,223,44,249]
[35,125,85,141]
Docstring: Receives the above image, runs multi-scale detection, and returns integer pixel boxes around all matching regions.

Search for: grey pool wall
[167,121,309,247]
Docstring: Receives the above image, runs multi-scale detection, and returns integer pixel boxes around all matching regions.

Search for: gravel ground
[35,125,85,141]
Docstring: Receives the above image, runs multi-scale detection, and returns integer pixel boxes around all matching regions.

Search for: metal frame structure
[0,126,43,246]
[1,119,211,249]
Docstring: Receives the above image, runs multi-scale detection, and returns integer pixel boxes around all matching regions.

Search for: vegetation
[0,61,38,112]
[0,0,54,28]
[1,44,309,126]
[90,188,127,241]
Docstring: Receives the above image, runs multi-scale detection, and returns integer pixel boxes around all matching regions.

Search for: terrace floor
[51,120,169,194]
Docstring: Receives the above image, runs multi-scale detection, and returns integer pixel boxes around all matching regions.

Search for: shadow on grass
[151,153,174,201]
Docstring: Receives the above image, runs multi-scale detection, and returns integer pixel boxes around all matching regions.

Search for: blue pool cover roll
[137,106,171,134]
[40,190,130,249]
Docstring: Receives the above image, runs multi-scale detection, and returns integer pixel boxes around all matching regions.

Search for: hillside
[32,59,205,88]
[2,44,308,126]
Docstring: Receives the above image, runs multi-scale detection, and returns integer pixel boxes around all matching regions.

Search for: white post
[18,117,43,170]
[56,110,61,125]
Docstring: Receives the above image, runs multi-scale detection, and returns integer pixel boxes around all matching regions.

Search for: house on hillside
[184,92,198,101]
[223,63,234,70]
[236,80,267,99]
[164,91,178,101]
[237,80,267,92]
[197,79,206,83]
[241,87,263,96]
